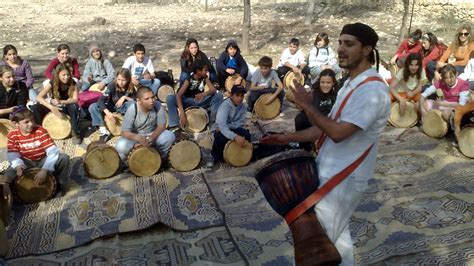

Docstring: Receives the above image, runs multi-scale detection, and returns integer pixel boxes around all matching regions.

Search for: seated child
[308,32,340,84]
[294,69,338,150]
[420,64,470,123]
[389,53,427,115]
[180,38,217,85]
[2,45,35,101]
[88,68,136,142]
[390,29,422,68]
[30,64,81,144]
[122,43,161,95]
[276,38,310,82]
[3,108,70,203]
[166,59,223,130]
[0,65,28,119]
[216,39,248,89]
[208,85,251,167]
[43,44,81,88]
[248,56,285,112]
[81,44,115,92]
[115,86,175,164]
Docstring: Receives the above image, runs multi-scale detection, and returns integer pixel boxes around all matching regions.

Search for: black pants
[247,88,285,112]
[277,65,310,83]
[30,103,80,134]
[295,111,314,151]
[211,127,251,162]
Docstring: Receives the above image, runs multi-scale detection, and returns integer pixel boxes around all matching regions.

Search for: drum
[223,140,253,167]
[184,107,209,133]
[254,93,281,120]
[388,102,418,128]
[255,150,341,265]
[127,146,161,177]
[88,83,107,94]
[13,168,57,204]
[284,71,305,103]
[157,84,175,103]
[84,141,121,179]
[458,111,474,158]
[0,119,15,148]
[169,140,201,172]
[422,110,448,138]
[42,112,71,140]
[105,113,123,136]
[225,75,246,92]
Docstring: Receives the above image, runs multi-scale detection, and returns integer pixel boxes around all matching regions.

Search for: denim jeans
[211,127,251,162]
[166,92,224,128]
[139,78,161,95]
[28,87,38,102]
[88,100,134,127]
[115,130,175,160]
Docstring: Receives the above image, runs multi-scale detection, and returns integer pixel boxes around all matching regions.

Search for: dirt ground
[0,1,465,86]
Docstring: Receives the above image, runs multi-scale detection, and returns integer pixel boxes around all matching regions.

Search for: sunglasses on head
[459,32,470,37]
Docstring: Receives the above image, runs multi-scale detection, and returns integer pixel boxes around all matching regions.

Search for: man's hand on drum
[34,169,48,186]
[135,135,151,148]
[226,68,235,75]
[195,92,205,102]
[234,135,247,146]
[291,79,313,110]
[179,114,187,129]
[260,134,289,146]
[399,99,407,115]
[265,94,276,105]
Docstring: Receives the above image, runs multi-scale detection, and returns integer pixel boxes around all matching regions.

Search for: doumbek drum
[13,168,57,204]
[255,151,341,265]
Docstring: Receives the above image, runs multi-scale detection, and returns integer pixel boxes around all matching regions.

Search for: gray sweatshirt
[82,58,115,85]
[212,98,248,140]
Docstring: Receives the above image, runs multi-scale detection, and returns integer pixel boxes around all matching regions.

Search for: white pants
[115,130,175,161]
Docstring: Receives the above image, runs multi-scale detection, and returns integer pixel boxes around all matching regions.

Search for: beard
[338,55,364,70]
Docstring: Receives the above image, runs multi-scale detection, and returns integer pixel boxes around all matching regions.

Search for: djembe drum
[225,74,246,93]
[255,150,341,265]
[422,110,448,138]
[42,112,71,140]
[459,111,474,158]
[223,140,253,167]
[284,71,305,103]
[169,139,201,172]
[254,93,281,120]
[127,146,161,177]
[105,113,124,136]
[157,84,175,103]
[13,168,57,204]
[0,119,15,148]
[84,141,121,179]
[388,102,418,128]
[184,107,209,133]
[88,83,107,94]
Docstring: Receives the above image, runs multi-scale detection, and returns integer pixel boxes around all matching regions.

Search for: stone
[92,17,107,26]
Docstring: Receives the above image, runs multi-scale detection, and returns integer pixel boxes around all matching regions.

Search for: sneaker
[99,133,111,143]
[206,158,215,168]
[169,126,182,133]
[71,133,82,145]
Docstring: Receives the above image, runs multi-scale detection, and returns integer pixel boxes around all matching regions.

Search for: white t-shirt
[277,48,306,68]
[308,46,337,68]
[395,68,427,92]
[122,56,156,79]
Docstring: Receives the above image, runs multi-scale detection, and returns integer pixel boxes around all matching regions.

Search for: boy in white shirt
[122,43,161,95]
[276,38,310,83]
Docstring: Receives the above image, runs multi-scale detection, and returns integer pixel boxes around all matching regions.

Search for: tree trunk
[242,0,251,54]
[305,0,318,25]
[398,0,410,44]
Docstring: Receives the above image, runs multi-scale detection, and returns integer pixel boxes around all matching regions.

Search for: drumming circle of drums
[184,107,209,133]
[225,75,246,93]
[422,110,448,138]
[157,84,175,103]
[105,113,124,137]
[223,140,253,167]
[13,167,57,204]
[283,71,305,103]
[458,111,474,158]
[169,140,201,172]
[0,119,15,148]
[388,102,418,128]
[127,146,161,177]
[255,150,341,265]
[42,112,71,140]
[84,141,121,179]
[254,93,281,120]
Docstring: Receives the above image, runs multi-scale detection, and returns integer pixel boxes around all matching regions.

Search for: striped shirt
[7,126,55,161]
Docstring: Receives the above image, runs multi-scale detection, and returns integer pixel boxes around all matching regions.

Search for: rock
[19,41,25,46]
[108,50,116,58]
[92,17,107,26]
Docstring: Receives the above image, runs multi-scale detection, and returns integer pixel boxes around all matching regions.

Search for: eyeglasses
[458,32,470,37]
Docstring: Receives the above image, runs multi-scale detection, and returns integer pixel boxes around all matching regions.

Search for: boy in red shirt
[1,108,69,205]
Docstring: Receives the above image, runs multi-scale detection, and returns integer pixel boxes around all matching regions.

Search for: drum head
[0,119,15,148]
[459,127,474,158]
[88,83,104,93]
[0,220,6,257]
[284,71,305,89]
[42,112,71,140]
[128,147,161,177]
[225,75,246,92]
[105,113,123,136]
[389,102,418,128]
[158,84,175,103]
[14,168,57,204]
[422,110,447,138]
[184,107,209,133]
[169,140,201,172]
[224,140,253,167]
[84,144,120,179]
[255,93,281,120]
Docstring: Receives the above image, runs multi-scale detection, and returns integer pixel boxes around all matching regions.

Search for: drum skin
[422,110,447,138]
[459,127,474,158]
[389,102,418,128]
[105,113,123,137]
[157,84,175,103]
[0,119,15,148]
[127,147,161,177]
[184,107,209,133]
[254,93,281,120]
[225,75,246,92]
[13,168,57,204]
[223,140,253,167]
[169,140,201,172]
[42,112,71,140]
[284,71,305,103]
[84,142,121,179]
